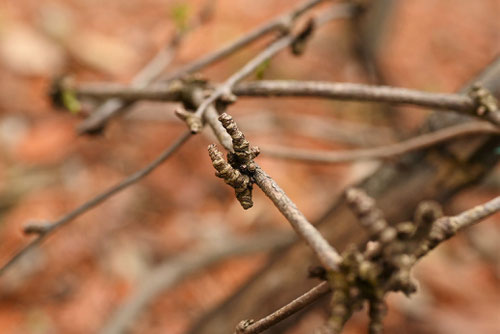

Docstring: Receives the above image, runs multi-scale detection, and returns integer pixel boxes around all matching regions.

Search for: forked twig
[232,193,500,334]
[210,113,342,271]
[77,1,215,134]
[70,79,500,127]
[186,5,354,133]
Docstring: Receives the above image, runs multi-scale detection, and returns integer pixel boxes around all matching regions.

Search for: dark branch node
[290,18,316,56]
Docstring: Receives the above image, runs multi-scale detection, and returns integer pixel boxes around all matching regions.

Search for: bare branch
[0,131,192,276]
[70,79,500,126]
[77,1,215,134]
[232,193,500,334]
[99,231,294,334]
[234,80,475,111]
[211,112,341,270]
[261,121,499,163]
[235,282,331,334]
[416,195,500,258]
[236,80,500,126]
[253,166,342,271]
[159,0,330,82]
[187,5,354,133]
[77,0,351,135]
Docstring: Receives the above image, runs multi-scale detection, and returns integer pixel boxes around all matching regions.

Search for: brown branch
[187,6,354,133]
[77,1,215,134]
[416,195,500,258]
[77,0,348,135]
[260,121,500,163]
[99,231,294,334]
[235,281,331,334]
[0,131,192,276]
[234,80,476,111]
[212,112,341,270]
[236,80,500,126]
[185,56,500,334]
[159,0,331,82]
[253,166,342,271]
[70,79,500,126]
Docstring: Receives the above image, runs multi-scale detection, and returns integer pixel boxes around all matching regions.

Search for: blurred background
[0,0,499,333]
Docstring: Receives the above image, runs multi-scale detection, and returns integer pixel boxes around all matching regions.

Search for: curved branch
[261,122,500,163]
[70,80,497,125]
[159,0,328,82]
[235,282,331,334]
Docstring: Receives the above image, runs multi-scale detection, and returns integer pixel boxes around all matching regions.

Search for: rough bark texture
[187,58,500,334]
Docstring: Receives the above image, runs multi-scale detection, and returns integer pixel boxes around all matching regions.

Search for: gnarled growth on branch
[208,113,260,209]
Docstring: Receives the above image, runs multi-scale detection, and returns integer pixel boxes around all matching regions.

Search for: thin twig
[100,231,294,334]
[77,1,215,134]
[78,0,345,134]
[234,80,476,111]
[210,112,341,269]
[253,166,342,271]
[416,195,500,258]
[261,121,500,163]
[159,0,328,82]
[235,282,331,334]
[0,131,192,276]
[71,79,494,123]
[187,5,354,133]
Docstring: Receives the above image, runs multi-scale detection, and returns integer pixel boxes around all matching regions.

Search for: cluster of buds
[323,188,445,334]
[208,113,260,209]
[468,82,499,116]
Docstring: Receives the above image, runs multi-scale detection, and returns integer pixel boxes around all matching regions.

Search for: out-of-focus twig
[261,121,500,163]
[77,0,216,134]
[78,0,352,134]
[99,231,295,334]
[159,0,332,82]
[0,131,192,276]
[187,5,354,133]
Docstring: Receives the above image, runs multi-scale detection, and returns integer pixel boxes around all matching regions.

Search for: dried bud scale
[208,144,254,209]
[207,113,260,210]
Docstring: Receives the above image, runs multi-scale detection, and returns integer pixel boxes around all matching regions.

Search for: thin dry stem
[253,166,342,271]
[416,195,500,258]
[261,122,499,163]
[234,80,476,112]
[188,6,354,132]
[70,80,498,127]
[0,131,192,276]
[100,231,294,334]
[235,282,331,334]
[160,0,328,82]
[77,2,213,134]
